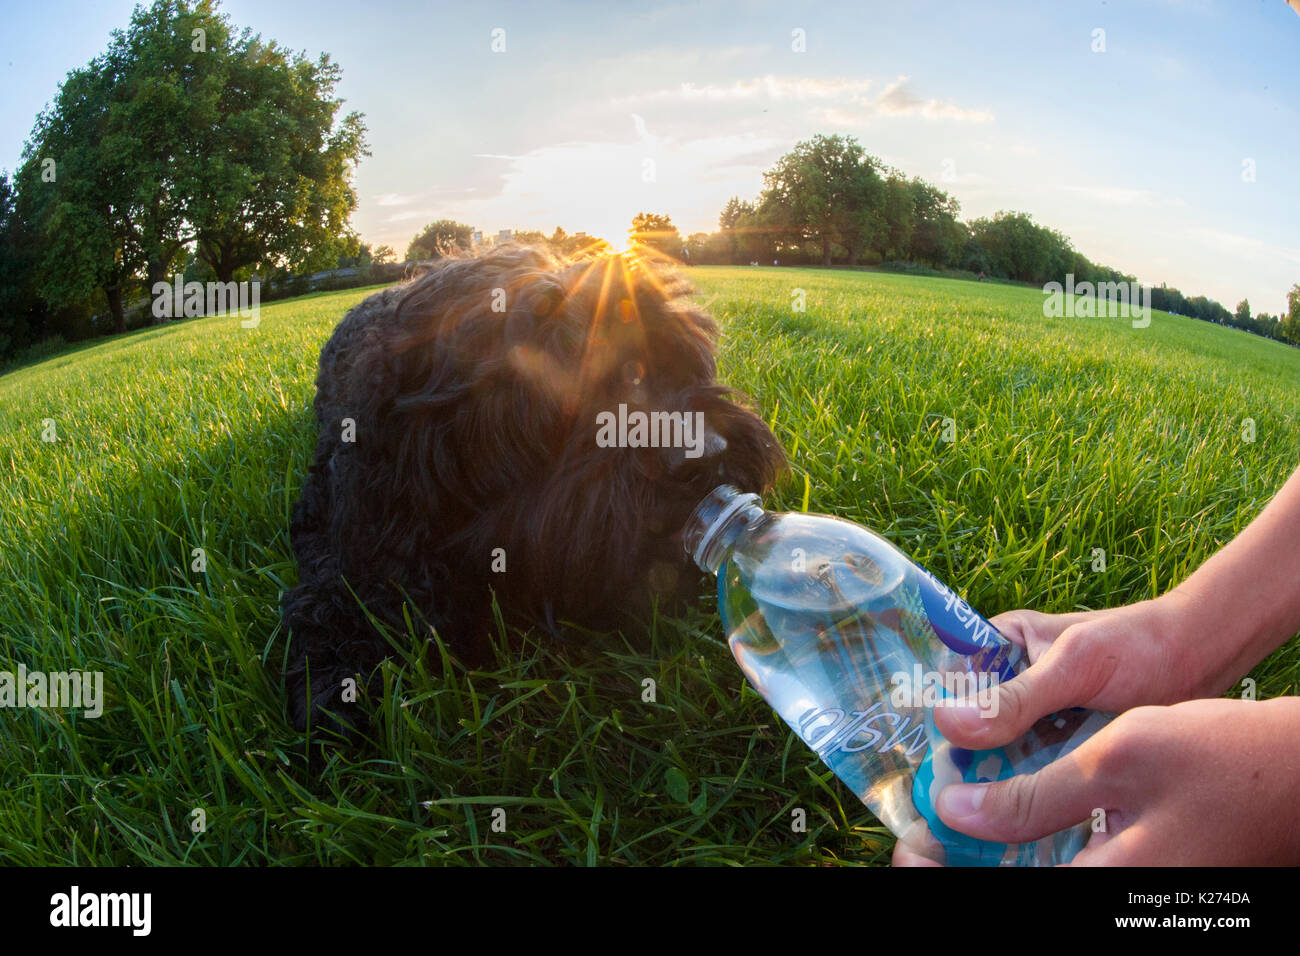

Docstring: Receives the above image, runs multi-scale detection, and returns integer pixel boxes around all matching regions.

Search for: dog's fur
[282,244,785,733]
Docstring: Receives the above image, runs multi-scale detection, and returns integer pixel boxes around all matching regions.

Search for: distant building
[497,229,513,242]
[472,230,483,245]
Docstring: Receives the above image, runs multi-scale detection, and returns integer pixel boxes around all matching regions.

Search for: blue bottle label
[914,564,1002,655]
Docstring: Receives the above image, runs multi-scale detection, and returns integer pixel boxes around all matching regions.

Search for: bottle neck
[682,484,767,574]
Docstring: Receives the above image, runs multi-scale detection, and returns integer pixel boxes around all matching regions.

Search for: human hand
[894,697,1300,865]
[930,595,1211,751]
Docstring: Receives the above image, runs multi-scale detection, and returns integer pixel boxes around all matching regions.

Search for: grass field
[2,266,1299,865]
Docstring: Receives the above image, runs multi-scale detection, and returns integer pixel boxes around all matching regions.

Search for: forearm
[1167,462,1300,696]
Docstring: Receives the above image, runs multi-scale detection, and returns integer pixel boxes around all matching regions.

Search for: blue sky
[3,0,1298,312]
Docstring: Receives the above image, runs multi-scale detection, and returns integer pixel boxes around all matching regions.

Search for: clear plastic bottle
[682,484,1112,866]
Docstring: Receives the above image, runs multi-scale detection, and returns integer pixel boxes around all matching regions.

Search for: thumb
[934,743,1106,847]
[933,639,1084,749]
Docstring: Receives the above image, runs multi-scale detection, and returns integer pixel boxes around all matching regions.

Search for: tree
[372,244,395,264]
[718,197,754,232]
[757,134,885,266]
[967,211,1070,284]
[628,212,683,261]
[13,0,368,332]
[17,48,139,332]
[406,220,474,261]
[0,172,47,353]
[1281,285,1300,346]
[908,179,965,267]
[879,172,915,261]
[1234,299,1252,327]
[511,229,549,247]
[718,197,756,264]
[684,232,711,263]
[111,0,224,301]
[188,17,368,282]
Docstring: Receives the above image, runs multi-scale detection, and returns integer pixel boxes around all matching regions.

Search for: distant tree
[1234,299,1252,326]
[1281,285,1300,345]
[718,197,755,232]
[1151,283,1189,316]
[406,220,474,261]
[968,211,1071,284]
[628,212,683,261]
[511,229,549,247]
[757,134,885,267]
[546,226,609,258]
[908,179,965,268]
[336,239,372,268]
[959,236,991,275]
[372,244,395,264]
[880,172,915,261]
[718,197,756,264]
[683,232,711,263]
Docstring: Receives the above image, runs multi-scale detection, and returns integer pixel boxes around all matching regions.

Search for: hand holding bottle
[895,696,1300,866]
[896,462,1300,866]
[927,597,1206,751]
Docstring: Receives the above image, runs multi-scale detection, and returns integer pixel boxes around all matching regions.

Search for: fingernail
[945,703,987,734]
[940,784,987,819]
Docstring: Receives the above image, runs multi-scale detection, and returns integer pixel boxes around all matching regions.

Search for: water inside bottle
[717,512,1105,865]
[720,515,933,842]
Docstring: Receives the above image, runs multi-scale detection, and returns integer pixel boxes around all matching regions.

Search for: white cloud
[873,76,994,122]
[611,73,991,123]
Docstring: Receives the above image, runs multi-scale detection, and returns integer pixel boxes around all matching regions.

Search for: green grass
[2,267,1298,865]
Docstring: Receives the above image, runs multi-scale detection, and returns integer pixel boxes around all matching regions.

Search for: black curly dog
[282,244,785,734]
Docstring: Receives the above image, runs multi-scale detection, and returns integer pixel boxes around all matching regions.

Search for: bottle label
[798,704,929,759]
[914,565,1003,656]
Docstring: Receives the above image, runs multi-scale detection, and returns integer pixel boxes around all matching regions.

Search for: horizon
[2,0,1298,314]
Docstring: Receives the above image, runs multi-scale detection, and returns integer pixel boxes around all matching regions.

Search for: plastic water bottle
[682,485,1113,866]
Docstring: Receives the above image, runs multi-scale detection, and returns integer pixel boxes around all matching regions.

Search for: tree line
[0,0,367,361]
[409,134,1300,346]
[683,134,1300,345]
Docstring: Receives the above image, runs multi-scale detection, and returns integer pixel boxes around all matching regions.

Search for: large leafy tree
[111,0,226,295]
[758,134,885,267]
[188,15,368,282]
[15,0,368,331]
[1234,299,1252,326]
[17,47,140,332]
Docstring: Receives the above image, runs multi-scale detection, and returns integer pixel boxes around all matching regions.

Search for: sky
[2,0,1299,313]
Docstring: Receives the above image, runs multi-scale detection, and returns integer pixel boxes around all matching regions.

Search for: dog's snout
[663,420,728,475]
